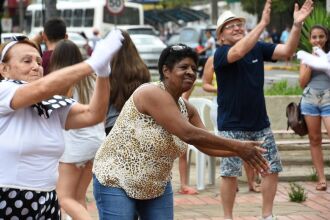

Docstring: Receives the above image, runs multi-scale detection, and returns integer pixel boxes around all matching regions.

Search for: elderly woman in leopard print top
[93,44,269,220]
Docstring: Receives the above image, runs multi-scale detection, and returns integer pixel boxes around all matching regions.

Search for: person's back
[271,27,280,44]
[105,30,150,135]
[50,39,105,220]
[42,18,67,75]
[280,26,290,44]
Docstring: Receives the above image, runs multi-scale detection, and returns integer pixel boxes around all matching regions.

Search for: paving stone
[85,159,330,220]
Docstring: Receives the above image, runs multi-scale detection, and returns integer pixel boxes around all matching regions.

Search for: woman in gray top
[105,30,150,135]
[299,24,330,191]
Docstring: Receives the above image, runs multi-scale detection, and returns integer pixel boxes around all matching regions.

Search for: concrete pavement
[85,159,330,220]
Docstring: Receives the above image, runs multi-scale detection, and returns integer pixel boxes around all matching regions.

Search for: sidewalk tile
[303,200,329,213]
[86,160,330,219]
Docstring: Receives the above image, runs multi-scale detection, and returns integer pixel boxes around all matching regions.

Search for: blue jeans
[301,87,330,116]
[93,175,174,220]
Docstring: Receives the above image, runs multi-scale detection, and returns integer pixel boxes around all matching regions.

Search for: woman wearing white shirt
[0,31,123,219]
[49,40,106,220]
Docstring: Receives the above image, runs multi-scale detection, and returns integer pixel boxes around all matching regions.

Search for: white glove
[85,29,124,77]
[297,50,330,76]
[313,47,330,63]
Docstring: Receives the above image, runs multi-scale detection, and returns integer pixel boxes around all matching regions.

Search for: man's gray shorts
[218,127,282,177]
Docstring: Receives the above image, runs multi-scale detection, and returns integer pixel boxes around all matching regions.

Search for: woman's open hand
[235,141,269,174]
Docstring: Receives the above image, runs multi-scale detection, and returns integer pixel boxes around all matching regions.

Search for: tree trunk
[19,0,24,32]
[0,0,5,43]
[211,0,218,25]
[44,0,57,22]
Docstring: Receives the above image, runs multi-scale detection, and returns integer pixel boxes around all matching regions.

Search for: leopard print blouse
[93,82,188,200]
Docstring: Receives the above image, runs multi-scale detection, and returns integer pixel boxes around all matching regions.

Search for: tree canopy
[240,0,326,30]
[241,0,326,19]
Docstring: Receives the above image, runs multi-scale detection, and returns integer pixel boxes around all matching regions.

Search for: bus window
[103,7,139,25]
[84,9,94,27]
[26,1,144,38]
[73,9,83,27]
[56,10,61,17]
[63,9,72,26]
[34,10,42,27]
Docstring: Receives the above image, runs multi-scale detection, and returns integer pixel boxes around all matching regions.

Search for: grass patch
[265,80,303,96]
[309,167,318,182]
[288,182,307,203]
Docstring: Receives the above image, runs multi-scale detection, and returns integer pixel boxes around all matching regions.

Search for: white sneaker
[260,215,277,220]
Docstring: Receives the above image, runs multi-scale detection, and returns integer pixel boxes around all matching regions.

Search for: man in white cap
[213,0,313,220]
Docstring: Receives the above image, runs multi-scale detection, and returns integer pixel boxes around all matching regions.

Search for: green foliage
[288,182,307,202]
[240,0,261,14]
[309,167,318,182]
[299,5,330,52]
[161,0,192,8]
[241,0,326,15]
[264,80,303,96]
[240,0,326,29]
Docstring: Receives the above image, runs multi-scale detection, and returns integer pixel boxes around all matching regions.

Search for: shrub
[288,182,307,202]
[264,80,303,95]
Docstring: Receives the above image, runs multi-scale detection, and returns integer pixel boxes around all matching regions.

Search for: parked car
[67,32,89,58]
[118,25,159,36]
[130,34,166,69]
[166,33,180,46]
[178,25,217,50]
[178,25,217,75]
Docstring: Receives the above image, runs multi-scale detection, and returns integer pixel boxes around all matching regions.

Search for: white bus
[26,0,144,38]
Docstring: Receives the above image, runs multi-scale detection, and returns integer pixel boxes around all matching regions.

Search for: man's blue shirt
[213,41,276,131]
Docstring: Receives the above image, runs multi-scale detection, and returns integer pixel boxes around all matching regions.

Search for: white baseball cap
[216,11,246,35]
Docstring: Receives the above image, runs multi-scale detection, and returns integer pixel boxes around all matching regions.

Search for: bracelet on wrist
[293,22,304,28]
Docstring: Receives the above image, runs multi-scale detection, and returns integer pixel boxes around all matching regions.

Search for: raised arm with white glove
[85,29,124,77]
[313,47,330,63]
[297,48,330,76]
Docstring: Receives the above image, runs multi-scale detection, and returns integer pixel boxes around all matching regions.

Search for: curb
[264,65,299,71]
